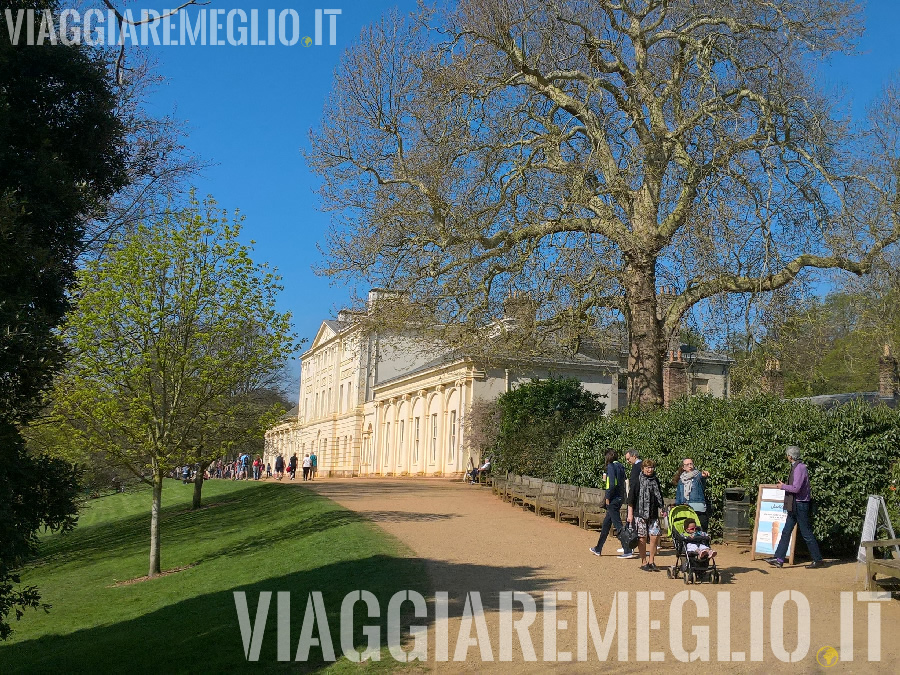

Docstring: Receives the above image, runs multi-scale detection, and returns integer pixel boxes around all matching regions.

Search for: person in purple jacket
[766,445,825,569]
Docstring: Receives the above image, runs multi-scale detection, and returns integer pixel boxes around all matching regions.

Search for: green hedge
[492,377,605,477]
[552,395,900,556]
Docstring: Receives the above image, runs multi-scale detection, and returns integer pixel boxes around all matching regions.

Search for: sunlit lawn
[0,479,428,673]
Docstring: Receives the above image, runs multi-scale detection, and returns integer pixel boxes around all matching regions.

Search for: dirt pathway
[303,477,899,672]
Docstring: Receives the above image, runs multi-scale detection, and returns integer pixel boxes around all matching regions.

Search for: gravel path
[303,477,899,672]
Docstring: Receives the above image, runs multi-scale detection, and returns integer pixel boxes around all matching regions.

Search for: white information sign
[752,484,797,564]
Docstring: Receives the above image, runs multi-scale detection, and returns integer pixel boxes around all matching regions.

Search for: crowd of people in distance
[172,450,318,483]
[271,452,318,481]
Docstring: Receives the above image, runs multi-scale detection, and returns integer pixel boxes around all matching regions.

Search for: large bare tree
[307,0,900,406]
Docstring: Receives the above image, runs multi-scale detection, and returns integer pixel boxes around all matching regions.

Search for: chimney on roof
[762,358,785,398]
[367,288,403,314]
[503,290,537,330]
[879,344,898,401]
[663,349,688,406]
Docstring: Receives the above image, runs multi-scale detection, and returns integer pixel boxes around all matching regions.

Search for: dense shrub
[552,395,900,556]
[492,378,605,477]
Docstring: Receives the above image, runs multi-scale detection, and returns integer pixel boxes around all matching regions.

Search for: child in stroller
[666,504,721,584]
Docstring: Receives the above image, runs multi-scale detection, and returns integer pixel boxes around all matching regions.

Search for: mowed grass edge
[0,479,429,674]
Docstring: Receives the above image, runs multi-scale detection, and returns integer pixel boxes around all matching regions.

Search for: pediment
[309,322,338,351]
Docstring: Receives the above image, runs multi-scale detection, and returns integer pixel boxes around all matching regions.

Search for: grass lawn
[0,479,428,674]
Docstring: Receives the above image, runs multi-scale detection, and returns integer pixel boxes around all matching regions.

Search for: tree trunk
[192,460,211,510]
[623,259,665,407]
[149,468,163,577]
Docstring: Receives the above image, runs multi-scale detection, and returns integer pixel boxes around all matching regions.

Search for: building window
[398,420,405,465]
[693,378,709,394]
[327,387,331,413]
[414,417,420,463]
[384,422,390,463]
[431,414,437,462]
[315,393,319,418]
[339,384,344,412]
[449,410,457,461]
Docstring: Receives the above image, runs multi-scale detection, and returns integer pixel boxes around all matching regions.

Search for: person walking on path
[310,451,317,480]
[274,454,284,480]
[673,458,710,532]
[302,454,312,481]
[766,445,825,569]
[615,449,642,559]
[589,450,627,557]
[627,459,667,571]
[289,454,298,480]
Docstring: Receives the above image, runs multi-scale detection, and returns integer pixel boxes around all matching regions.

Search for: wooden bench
[580,487,607,530]
[503,475,522,503]
[535,481,559,518]
[861,538,900,591]
[510,475,531,507]
[491,473,507,498]
[556,485,582,525]
[519,477,543,512]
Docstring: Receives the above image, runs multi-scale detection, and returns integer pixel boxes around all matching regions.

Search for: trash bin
[723,487,753,544]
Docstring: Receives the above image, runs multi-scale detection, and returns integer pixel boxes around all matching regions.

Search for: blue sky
[142,0,900,397]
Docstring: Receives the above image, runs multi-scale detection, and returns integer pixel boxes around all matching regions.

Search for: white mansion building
[264,292,732,478]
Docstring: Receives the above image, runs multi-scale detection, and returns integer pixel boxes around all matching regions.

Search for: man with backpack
[589,449,628,557]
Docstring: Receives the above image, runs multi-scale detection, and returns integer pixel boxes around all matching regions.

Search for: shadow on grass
[31,483,351,571]
[0,555,560,674]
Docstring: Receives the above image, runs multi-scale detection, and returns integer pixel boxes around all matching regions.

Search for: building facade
[265,298,732,478]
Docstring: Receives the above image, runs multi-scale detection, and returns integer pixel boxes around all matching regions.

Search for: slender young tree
[52,196,297,577]
[307,0,900,406]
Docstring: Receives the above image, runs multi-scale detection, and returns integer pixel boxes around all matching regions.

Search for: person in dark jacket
[626,449,642,487]
[627,459,667,571]
[589,450,628,557]
[613,449,643,558]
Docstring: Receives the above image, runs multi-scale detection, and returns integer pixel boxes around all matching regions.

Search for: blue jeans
[774,500,822,562]
[595,497,630,554]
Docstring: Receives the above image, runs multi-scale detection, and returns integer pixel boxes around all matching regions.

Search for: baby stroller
[666,505,721,584]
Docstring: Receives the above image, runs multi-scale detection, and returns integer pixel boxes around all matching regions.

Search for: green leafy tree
[730,254,900,397]
[494,378,605,476]
[50,196,297,577]
[307,0,900,408]
[1,2,126,637]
